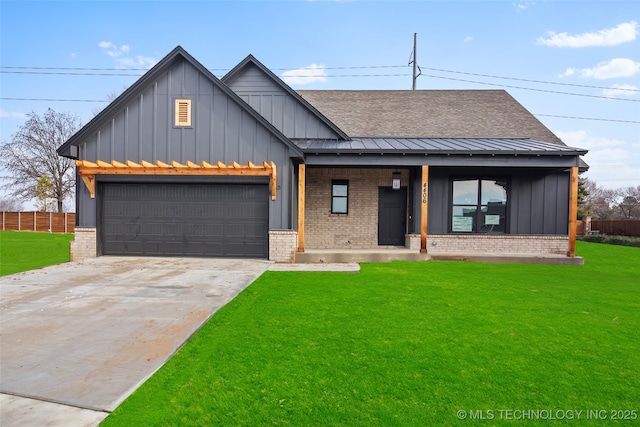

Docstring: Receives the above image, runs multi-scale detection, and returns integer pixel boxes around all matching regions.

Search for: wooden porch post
[567,166,578,257]
[297,164,305,252]
[420,165,429,254]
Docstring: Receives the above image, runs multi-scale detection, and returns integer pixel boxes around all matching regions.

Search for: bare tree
[91,88,126,116]
[0,109,81,212]
[0,197,23,211]
[616,186,640,219]
[583,178,617,219]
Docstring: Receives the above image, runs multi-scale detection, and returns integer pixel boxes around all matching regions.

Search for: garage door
[100,183,269,258]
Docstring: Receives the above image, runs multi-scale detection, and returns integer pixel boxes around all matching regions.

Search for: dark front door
[100,182,269,258]
[378,187,407,246]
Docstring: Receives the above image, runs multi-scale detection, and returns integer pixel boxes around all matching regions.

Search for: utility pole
[412,33,418,90]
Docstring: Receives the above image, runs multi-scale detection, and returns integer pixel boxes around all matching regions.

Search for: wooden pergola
[75,159,278,200]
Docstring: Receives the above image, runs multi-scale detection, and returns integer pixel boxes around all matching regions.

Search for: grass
[102,241,640,426]
[0,230,74,276]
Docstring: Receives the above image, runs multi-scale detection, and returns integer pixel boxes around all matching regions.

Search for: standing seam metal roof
[293,137,587,155]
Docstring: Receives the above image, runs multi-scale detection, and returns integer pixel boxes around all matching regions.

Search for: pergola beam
[76,159,277,200]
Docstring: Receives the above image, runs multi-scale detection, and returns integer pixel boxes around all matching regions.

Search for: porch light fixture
[392,171,401,190]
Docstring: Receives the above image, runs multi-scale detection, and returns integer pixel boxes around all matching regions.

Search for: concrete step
[295,249,430,264]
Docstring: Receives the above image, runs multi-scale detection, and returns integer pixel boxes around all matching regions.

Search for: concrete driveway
[0,256,270,425]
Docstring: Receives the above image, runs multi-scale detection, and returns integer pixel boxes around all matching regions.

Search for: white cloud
[602,84,639,98]
[99,41,156,69]
[117,56,157,69]
[538,21,638,47]
[562,58,640,80]
[0,109,26,119]
[281,64,328,85]
[513,1,535,10]
[463,36,474,43]
[556,129,639,188]
[555,130,625,149]
[99,41,126,58]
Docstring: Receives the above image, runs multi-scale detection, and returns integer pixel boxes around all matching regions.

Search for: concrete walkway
[0,257,271,426]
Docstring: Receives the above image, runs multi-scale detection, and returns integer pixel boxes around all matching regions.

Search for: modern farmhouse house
[58,46,587,263]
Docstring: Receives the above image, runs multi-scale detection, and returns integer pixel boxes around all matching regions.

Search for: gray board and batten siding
[223,57,348,141]
[60,48,300,232]
[422,167,571,236]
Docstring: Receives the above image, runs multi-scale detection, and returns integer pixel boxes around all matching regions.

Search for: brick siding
[70,227,97,261]
[269,230,298,263]
[305,168,409,249]
[426,234,568,255]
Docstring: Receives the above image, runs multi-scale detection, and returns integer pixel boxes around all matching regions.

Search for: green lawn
[102,242,640,426]
[0,230,74,276]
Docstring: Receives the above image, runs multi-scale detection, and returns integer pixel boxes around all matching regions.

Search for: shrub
[578,234,640,248]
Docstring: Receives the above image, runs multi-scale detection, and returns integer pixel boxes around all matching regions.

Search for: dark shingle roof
[296,90,564,145]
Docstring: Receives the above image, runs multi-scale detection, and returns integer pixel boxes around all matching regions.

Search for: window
[331,180,349,214]
[451,179,507,233]
[174,99,192,127]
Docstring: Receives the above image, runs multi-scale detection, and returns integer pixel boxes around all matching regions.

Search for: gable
[223,57,348,141]
[58,47,302,163]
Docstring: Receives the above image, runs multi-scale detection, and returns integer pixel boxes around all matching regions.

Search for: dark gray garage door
[100,183,269,258]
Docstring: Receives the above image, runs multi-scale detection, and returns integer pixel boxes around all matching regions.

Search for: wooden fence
[591,220,640,237]
[1,212,76,233]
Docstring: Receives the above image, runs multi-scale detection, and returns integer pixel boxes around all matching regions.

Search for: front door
[378,187,407,246]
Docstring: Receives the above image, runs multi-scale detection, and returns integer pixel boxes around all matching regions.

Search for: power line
[1,71,143,77]
[3,70,637,103]
[1,64,409,72]
[1,97,108,103]
[423,67,639,92]
[3,64,638,92]
[534,114,640,124]
[1,70,412,78]
[1,96,637,124]
[422,74,640,102]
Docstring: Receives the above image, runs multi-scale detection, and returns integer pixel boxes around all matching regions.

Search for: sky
[1,0,639,209]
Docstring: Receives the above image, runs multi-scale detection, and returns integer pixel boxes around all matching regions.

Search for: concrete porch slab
[293,249,583,265]
[295,248,431,264]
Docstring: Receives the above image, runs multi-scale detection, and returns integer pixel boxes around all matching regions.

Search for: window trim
[449,177,509,234]
[331,179,349,214]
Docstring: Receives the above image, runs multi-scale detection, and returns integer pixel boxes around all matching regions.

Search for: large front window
[452,179,507,233]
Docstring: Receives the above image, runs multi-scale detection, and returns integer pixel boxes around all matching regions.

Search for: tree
[0,109,80,212]
[615,186,640,219]
[35,175,56,212]
[0,197,23,211]
[582,178,616,219]
[577,173,590,220]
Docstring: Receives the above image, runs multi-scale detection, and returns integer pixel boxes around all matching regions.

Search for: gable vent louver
[175,99,192,127]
